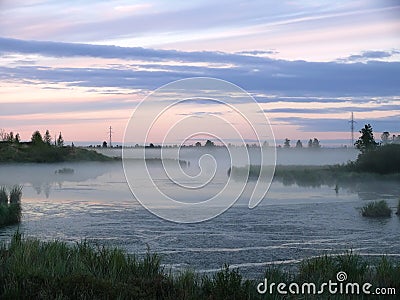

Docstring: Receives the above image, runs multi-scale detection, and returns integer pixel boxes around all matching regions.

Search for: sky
[0,0,399,146]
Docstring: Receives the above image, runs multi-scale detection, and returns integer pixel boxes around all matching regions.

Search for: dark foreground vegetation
[231,144,400,187]
[231,164,400,188]
[0,129,112,163]
[361,200,392,218]
[0,185,22,227]
[0,233,398,299]
[0,141,112,163]
[354,144,400,174]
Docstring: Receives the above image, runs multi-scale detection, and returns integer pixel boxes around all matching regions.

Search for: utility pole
[349,112,356,147]
[109,126,113,148]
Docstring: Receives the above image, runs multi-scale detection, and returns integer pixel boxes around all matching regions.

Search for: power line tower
[349,112,356,147]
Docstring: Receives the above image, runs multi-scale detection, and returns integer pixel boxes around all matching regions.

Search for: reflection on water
[0,160,399,278]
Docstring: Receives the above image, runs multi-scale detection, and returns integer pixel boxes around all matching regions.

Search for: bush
[355,144,400,174]
[361,200,392,218]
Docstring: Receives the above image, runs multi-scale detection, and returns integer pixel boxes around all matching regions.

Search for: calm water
[0,154,399,278]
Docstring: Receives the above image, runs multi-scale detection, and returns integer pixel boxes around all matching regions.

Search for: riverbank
[231,144,400,186]
[0,232,398,299]
[0,142,113,163]
[232,164,400,186]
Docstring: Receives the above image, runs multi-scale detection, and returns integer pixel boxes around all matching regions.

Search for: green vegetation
[355,123,378,154]
[361,200,392,218]
[352,124,400,174]
[0,141,112,163]
[231,164,400,188]
[0,185,22,227]
[231,129,400,185]
[0,129,113,163]
[353,144,400,174]
[0,234,398,299]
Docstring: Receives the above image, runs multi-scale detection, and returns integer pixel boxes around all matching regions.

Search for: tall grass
[0,233,399,299]
[0,186,7,204]
[361,200,392,218]
[9,184,22,204]
[0,185,22,227]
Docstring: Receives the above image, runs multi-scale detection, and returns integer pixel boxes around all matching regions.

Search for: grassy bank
[0,233,398,299]
[0,186,22,227]
[230,144,400,186]
[231,164,400,188]
[0,141,113,163]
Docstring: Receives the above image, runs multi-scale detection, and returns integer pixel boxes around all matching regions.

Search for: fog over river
[0,148,398,278]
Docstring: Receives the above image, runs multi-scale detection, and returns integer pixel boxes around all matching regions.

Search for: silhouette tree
[0,129,5,141]
[14,133,20,143]
[44,130,52,145]
[195,141,202,147]
[6,132,14,143]
[56,132,64,147]
[381,131,390,145]
[308,139,313,148]
[102,141,108,148]
[283,138,290,148]
[31,131,44,145]
[296,140,303,148]
[355,124,378,153]
[205,139,214,147]
[312,138,321,148]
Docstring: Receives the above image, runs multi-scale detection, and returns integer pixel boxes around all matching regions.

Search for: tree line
[0,129,64,147]
[282,138,321,149]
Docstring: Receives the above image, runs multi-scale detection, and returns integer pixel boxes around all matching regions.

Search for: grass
[361,200,392,218]
[0,233,399,299]
[0,186,7,205]
[230,164,400,189]
[0,185,22,227]
[0,142,113,163]
[229,144,400,186]
[230,164,400,188]
[9,185,22,204]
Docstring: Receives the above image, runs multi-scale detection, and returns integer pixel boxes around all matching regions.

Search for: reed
[361,200,392,218]
[0,186,7,204]
[9,185,22,204]
[0,233,399,299]
[0,185,22,227]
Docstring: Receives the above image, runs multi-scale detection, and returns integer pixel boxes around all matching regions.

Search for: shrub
[355,144,400,174]
[361,200,392,218]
